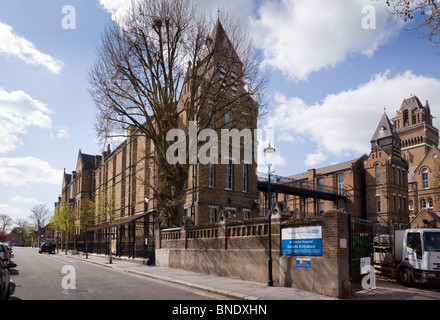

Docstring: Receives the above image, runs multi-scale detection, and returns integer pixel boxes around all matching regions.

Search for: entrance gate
[349,216,373,293]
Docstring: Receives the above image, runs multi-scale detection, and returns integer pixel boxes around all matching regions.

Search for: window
[225,112,232,130]
[409,200,414,211]
[338,173,344,195]
[225,162,233,190]
[375,165,380,185]
[242,164,248,192]
[319,201,324,214]
[404,110,409,127]
[421,198,427,209]
[243,209,250,220]
[376,195,381,213]
[422,168,429,189]
[397,168,400,186]
[208,164,214,188]
[209,208,217,223]
[338,199,345,211]
[428,197,433,209]
[318,178,324,191]
[407,232,422,259]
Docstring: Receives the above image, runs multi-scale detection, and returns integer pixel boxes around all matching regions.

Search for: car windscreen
[424,232,440,252]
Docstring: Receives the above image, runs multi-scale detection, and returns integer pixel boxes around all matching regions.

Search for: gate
[349,216,373,293]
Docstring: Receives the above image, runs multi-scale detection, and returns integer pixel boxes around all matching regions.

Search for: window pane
[225,163,232,189]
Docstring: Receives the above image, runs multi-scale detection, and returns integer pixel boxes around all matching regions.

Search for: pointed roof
[62,168,72,187]
[77,150,99,171]
[202,20,240,63]
[371,113,400,143]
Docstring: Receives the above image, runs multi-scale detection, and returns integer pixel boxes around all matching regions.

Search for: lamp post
[264,142,275,287]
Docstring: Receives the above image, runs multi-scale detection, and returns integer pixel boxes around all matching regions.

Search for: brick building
[392,95,440,228]
[54,21,259,255]
[267,95,438,232]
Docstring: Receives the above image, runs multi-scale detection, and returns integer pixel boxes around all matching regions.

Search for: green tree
[80,197,97,259]
[50,203,75,255]
[93,185,118,263]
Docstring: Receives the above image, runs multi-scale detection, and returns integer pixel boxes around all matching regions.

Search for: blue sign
[296,258,311,268]
[281,226,323,256]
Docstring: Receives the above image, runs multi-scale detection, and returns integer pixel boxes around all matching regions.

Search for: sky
[0,0,439,225]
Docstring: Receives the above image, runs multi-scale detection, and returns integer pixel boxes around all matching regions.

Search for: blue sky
[0,0,439,223]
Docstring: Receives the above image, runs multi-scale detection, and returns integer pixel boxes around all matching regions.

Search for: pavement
[59,251,337,300]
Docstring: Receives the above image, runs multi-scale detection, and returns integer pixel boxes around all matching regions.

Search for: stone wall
[156,210,352,298]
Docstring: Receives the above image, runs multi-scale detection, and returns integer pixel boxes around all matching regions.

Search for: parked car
[39,242,53,254]
[0,243,10,266]
[3,243,12,257]
[0,258,16,300]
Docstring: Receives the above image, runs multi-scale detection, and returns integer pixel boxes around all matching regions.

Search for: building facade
[54,21,260,256]
[392,95,440,228]
[267,95,438,232]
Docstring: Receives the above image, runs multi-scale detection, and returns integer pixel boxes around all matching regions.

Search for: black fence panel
[349,216,374,293]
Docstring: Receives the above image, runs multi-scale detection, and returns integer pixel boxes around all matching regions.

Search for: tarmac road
[8,246,225,300]
[352,276,440,300]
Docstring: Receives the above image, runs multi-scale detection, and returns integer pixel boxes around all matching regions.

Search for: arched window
[421,198,427,209]
[422,168,429,189]
[427,197,433,209]
[404,110,409,127]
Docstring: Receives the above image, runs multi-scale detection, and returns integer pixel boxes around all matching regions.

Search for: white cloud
[268,70,440,163]
[10,196,39,205]
[0,88,52,153]
[98,0,256,22]
[304,151,327,167]
[55,126,70,139]
[256,137,287,175]
[0,157,62,187]
[0,203,29,221]
[97,0,131,21]
[251,0,401,81]
[0,21,64,74]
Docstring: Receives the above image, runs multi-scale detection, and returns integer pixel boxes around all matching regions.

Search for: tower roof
[371,112,400,143]
[400,95,425,111]
[201,20,240,64]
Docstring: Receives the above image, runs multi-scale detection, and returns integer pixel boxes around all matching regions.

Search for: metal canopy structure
[257,175,346,202]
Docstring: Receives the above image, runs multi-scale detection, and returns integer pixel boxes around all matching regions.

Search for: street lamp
[264,142,275,287]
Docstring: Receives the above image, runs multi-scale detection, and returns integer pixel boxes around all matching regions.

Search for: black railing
[257,174,345,200]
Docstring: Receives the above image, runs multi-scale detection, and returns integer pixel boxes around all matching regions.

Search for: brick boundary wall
[156,210,351,298]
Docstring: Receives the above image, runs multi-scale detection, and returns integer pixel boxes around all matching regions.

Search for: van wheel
[399,268,412,287]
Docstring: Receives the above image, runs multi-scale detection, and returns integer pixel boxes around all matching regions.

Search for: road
[353,276,440,300]
[8,247,224,300]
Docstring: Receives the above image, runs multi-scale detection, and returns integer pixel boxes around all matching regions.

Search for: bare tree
[29,204,50,247]
[0,214,12,232]
[88,0,267,227]
[381,0,440,53]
